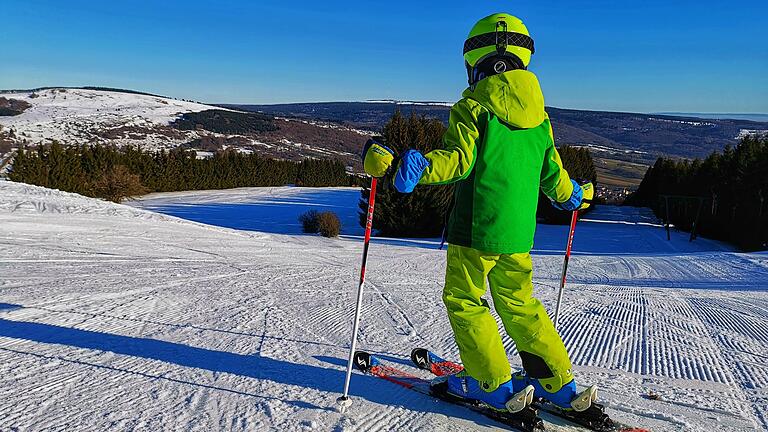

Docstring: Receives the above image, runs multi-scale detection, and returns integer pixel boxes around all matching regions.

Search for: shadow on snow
[0,303,23,312]
[144,189,363,236]
[140,188,736,255]
[0,318,506,429]
[143,189,448,250]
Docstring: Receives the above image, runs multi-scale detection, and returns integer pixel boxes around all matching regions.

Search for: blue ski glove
[552,179,585,211]
[393,149,429,193]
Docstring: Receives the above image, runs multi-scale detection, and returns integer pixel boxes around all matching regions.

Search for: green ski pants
[443,244,574,393]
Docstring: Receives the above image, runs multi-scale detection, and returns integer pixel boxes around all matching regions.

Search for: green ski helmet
[463,13,535,85]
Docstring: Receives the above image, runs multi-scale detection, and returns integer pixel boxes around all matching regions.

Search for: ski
[352,351,544,432]
[409,348,650,432]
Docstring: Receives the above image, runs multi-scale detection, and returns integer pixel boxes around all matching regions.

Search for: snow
[275,116,376,137]
[364,99,455,107]
[0,89,367,163]
[0,88,216,149]
[647,117,717,127]
[1,181,767,431]
[571,144,649,156]
[737,129,768,140]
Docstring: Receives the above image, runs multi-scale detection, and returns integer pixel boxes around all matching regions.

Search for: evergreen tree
[359,112,453,237]
[626,136,768,250]
[8,143,352,200]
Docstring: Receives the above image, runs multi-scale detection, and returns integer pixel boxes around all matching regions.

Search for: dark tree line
[9,142,353,202]
[359,112,599,237]
[170,110,277,134]
[625,136,768,251]
[0,97,32,116]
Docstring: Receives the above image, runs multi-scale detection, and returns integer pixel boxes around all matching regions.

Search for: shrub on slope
[317,212,341,238]
[91,165,148,203]
[299,210,320,233]
[299,210,341,237]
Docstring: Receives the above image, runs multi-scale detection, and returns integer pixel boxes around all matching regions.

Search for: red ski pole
[338,177,377,407]
[553,209,579,330]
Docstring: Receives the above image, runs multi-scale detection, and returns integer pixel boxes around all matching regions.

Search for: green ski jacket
[420,70,573,253]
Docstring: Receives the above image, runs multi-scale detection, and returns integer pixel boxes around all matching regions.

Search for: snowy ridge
[0,181,267,240]
[736,128,768,139]
[0,88,216,149]
[1,182,767,431]
[0,88,369,169]
[275,116,375,137]
[1,181,175,221]
[364,99,454,107]
[571,143,649,156]
[647,117,717,127]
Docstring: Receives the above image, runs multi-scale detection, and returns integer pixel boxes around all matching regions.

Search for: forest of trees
[359,111,599,236]
[625,136,768,251]
[170,109,277,134]
[9,143,353,202]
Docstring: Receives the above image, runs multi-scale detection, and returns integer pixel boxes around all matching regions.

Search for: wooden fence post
[664,195,671,241]
[690,198,704,242]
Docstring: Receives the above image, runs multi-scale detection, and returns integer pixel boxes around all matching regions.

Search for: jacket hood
[462,70,546,129]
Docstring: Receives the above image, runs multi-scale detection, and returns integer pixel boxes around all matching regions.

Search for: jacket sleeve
[540,122,575,202]
[419,99,482,185]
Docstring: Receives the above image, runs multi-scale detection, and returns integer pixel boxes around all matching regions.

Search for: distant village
[597,184,636,204]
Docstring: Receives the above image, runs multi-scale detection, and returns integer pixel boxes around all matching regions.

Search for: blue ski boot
[446,370,535,412]
[512,371,597,412]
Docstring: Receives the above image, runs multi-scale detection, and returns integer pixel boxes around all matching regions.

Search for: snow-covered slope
[1,181,767,431]
[0,88,369,169]
[0,88,215,149]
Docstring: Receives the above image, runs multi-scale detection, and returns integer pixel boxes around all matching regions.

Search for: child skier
[362,13,594,412]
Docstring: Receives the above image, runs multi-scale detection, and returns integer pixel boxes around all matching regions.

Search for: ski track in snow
[0,181,767,431]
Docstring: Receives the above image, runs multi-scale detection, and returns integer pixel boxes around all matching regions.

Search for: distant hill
[0,88,370,171]
[3,88,765,195]
[228,102,768,164]
[655,113,768,122]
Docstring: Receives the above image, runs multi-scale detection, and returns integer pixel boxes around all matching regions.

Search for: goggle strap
[464,31,535,55]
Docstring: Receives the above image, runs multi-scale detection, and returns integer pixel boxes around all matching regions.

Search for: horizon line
[2,86,767,119]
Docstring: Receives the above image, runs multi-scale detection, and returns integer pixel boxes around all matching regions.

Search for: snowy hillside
[0,88,215,149]
[1,181,767,431]
[0,88,368,168]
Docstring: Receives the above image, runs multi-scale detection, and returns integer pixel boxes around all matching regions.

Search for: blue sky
[3,0,767,113]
